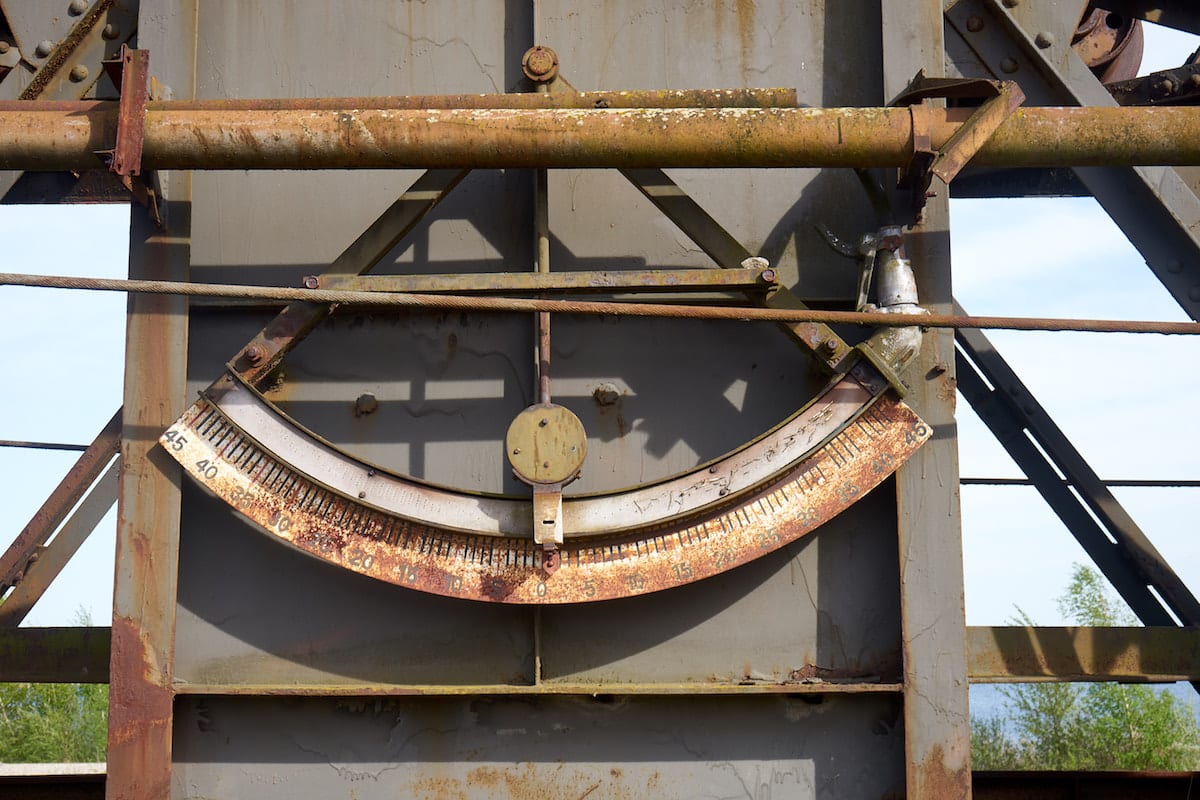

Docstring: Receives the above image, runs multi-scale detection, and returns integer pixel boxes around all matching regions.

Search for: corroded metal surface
[0,408,120,593]
[967,625,1200,682]
[0,87,799,112]
[328,266,778,294]
[160,379,929,604]
[6,105,1200,170]
[9,270,1200,334]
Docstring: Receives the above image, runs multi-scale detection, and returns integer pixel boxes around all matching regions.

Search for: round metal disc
[505,403,588,485]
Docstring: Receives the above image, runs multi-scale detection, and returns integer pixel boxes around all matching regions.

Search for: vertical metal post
[106,4,196,798]
[882,1,973,797]
[106,181,190,800]
[534,167,551,406]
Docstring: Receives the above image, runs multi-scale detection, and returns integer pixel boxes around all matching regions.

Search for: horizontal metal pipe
[0,87,798,114]
[5,271,1200,335]
[2,105,1200,170]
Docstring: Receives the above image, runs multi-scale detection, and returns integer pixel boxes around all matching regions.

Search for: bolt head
[999,57,1019,74]
[34,40,54,58]
[593,383,621,406]
[68,64,89,82]
[0,41,9,54]
[1034,31,1054,48]
[760,269,777,283]
[245,345,265,364]
[101,23,120,40]
[68,0,89,15]
[521,45,559,82]
[965,16,984,32]
[354,392,379,416]
[302,275,319,289]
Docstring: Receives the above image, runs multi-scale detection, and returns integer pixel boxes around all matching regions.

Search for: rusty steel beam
[0,87,799,114]
[0,462,119,628]
[0,409,120,594]
[19,625,1198,686]
[326,266,777,295]
[4,767,1196,800]
[967,626,1200,683]
[0,626,110,683]
[3,106,1200,171]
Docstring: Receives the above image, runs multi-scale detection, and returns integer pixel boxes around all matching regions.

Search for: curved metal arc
[161,374,930,603]
[202,368,880,536]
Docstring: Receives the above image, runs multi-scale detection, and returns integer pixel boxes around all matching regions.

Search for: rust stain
[913,743,971,800]
[162,389,930,604]
[106,615,174,798]
[936,374,957,404]
[409,763,642,800]
[735,0,756,79]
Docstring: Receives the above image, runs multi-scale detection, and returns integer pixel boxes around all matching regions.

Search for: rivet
[0,41,9,54]
[1034,31,1054,48]
[34,40,54,58]
[68,64,89,82]
[512,448,521,455]
[542,461,550,469]
[68,0,89,15]
[539,418,548,427]
[302,275,319,289]
[101,23,120,40]
[1191,74,1200,89]
[354,392,379,416]
[358,491,366,499]
[966,16,984,32]
[592,383,621,406]
[1000,57,1019,74]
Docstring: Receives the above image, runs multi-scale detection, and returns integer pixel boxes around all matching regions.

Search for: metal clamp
[99,45,164,227]
[890,71,1026,221]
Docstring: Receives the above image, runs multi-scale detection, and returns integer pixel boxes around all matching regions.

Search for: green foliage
[0,682,108,763]
[971,564,1200,771]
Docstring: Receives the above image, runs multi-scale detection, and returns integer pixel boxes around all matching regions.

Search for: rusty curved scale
[160,371,930,603]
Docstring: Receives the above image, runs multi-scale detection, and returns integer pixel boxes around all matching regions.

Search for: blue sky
[1,24,1197,633]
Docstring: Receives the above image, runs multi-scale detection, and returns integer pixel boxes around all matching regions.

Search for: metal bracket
[890,71,1026,221]
[99,45,164,227]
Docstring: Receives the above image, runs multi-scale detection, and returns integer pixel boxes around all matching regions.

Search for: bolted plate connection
[160,369,930,603]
